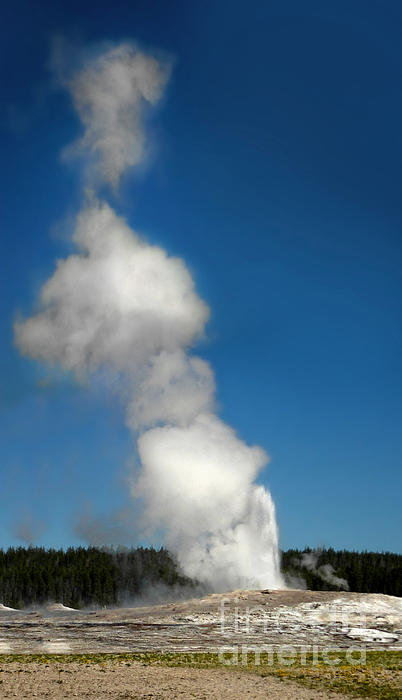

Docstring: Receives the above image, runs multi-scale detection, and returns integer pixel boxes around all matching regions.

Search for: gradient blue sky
[1,0,401,553]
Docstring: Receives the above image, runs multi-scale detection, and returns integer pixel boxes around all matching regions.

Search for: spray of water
[14,42,284,591]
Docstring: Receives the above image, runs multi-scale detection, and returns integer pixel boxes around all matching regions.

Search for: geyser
[14,42,284,591]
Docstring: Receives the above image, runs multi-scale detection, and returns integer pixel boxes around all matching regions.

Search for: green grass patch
[0,650,400,698]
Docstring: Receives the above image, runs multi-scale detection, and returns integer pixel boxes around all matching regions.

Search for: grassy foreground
[0,650,400,699]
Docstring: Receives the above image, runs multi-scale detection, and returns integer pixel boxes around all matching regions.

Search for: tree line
[0,546,400,608]
[281,547,401,596]
[0,546,195,609]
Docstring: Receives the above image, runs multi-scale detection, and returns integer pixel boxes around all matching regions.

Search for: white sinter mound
[47,603,78,612]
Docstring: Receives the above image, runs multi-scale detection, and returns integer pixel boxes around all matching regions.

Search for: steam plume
[14,42,283,591]
[12,510,46,545]
[61,43,170,188]
[300,552,349,590]
[73,504,136,547]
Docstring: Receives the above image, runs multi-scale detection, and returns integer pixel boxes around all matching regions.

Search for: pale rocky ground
[0,589,400,698]
[0,589,400,653]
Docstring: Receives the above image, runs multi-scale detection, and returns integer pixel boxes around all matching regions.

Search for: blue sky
[1,0,401,553]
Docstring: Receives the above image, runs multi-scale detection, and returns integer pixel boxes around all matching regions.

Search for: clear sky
[1,0,401,553]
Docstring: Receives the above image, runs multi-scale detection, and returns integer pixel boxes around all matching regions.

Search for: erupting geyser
[14,42,284,591]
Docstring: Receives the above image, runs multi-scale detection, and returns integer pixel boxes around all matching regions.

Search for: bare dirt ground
[0,589,400,698]
[0,659,355,699]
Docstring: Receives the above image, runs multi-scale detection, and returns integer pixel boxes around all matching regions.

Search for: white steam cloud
[14,42,283,591]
